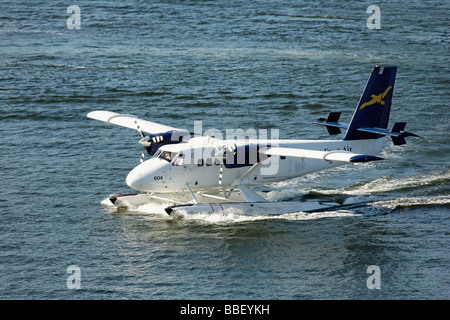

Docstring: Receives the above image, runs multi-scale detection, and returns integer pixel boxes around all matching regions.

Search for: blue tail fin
[344,65,397,141]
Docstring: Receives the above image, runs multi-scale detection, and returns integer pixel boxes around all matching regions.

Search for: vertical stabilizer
[344,65,397,141]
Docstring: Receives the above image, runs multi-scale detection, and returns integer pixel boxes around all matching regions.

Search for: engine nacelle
[141,130,191,155]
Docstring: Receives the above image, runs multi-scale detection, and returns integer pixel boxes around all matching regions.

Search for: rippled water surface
[0,1,448,299]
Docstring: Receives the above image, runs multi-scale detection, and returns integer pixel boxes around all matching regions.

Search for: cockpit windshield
[153,149,163,159]
[153,150,176,163]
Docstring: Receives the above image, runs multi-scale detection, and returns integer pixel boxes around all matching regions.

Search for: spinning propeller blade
[135,120,148,164]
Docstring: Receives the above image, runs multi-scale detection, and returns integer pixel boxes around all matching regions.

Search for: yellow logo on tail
[359,86,392,110]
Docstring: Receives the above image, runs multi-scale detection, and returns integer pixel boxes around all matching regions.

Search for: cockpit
[153,149,173,162]
[153,149,184,166]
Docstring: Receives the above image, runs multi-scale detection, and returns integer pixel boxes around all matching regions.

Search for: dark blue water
[0,1,448,300]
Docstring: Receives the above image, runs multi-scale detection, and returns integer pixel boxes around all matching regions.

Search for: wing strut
[185,183,198,204]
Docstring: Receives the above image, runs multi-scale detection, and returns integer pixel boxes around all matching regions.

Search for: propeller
[133,119,190,163]
[135,120,149,164]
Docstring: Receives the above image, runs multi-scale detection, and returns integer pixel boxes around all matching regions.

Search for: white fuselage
[125,136,384,193]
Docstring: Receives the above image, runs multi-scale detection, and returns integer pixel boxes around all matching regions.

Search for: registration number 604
[154,176,163,181]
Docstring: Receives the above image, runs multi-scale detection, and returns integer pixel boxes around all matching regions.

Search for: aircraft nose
[126,159,168,192]
[125,167,145,191]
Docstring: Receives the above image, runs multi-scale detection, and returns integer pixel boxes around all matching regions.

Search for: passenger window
[173,153,184,166]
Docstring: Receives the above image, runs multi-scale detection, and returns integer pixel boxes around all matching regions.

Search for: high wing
[262,147,384,163]
[87,110,192,158]
[87,110,185,134]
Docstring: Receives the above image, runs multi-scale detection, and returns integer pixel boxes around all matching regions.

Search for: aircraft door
[168,152,189,189]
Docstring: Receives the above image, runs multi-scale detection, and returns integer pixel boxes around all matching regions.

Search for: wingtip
[349,155,384,163]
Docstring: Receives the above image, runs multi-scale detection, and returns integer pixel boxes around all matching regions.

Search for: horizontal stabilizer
[356,122,420,145]
[262,147,383,163]
[357,126,399,137]
[314,112,348,135]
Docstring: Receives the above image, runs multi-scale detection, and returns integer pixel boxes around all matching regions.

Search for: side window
[172,153,184,166]
[159,151,174,162]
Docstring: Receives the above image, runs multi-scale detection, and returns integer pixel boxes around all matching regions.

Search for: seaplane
[87,65,419,216]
